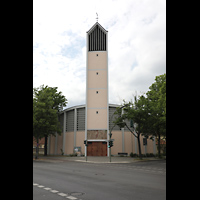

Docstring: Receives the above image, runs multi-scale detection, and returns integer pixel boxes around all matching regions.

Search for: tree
[113,96,149,159]
[33,85,67,158]
[145,74,166,157]
[113,73,166,158]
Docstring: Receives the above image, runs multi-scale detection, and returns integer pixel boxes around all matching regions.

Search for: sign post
[108,132,113,162]
[84,140,87,162]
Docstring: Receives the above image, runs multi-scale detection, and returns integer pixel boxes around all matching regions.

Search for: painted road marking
[58,192,67,197]
[33,182,79,200]
[67,196,77,200]
[50,189,59,193]
[38,185,44,188]
[44,187,51,190]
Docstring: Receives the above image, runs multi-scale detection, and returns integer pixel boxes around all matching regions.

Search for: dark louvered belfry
[87,22,107,51]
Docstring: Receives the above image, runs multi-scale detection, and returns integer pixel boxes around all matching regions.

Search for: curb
[73,160,133,164]
[33,156,165,163]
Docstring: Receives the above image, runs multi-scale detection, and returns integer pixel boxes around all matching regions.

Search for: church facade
[48,22,156,156]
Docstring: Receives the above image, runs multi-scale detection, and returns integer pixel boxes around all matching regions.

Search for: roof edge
[86,22,108,34]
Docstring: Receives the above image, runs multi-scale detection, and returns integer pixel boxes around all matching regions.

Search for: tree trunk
[158,134,161,158]
[35,137,39,159]
[137,133,142,159]
[44,135,48,156]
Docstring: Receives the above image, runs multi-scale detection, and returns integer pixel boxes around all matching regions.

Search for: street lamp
[108,104,129,162]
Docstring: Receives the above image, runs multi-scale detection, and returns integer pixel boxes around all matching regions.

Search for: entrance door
[87,142,107,156]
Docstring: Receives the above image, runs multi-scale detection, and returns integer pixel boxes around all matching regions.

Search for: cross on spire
[96,13,98,22]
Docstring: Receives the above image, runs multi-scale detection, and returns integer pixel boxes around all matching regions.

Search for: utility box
[74,146,81,156]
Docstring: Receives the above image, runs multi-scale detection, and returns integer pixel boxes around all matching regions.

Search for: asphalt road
[33,159,166,200]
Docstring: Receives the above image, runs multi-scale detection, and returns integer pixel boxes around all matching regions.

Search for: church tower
[85,21,109,156]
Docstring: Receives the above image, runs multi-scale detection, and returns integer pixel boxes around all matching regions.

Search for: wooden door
[87,142,107,156]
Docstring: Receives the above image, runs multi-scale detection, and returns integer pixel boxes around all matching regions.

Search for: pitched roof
[86,22,108,34]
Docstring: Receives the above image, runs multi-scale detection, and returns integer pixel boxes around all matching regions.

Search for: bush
[130,152,138,157]
[146,153,155,157]
[69,153,77,157]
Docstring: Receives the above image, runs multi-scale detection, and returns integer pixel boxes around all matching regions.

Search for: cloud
[33,0,166,108]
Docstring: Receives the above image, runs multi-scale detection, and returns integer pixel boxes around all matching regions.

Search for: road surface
[33,159,166,200]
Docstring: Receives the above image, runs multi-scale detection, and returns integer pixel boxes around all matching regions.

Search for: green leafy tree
[145,74,166,157]
[113,73,166,158]
[33,85,67,158]
[113,96,149,159]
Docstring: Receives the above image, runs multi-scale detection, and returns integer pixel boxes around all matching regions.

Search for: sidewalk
[33,155,164,163]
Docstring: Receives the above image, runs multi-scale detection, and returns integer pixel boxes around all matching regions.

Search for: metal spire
[96,13,98,22]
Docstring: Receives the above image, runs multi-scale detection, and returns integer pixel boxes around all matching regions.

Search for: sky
[33,0,166,109]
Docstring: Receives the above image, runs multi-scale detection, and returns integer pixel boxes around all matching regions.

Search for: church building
[47,21,157,157]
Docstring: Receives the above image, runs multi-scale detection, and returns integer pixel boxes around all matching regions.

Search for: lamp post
[109,111,116,163]
[84,140,87,162]
[108,104,129,162]
[108,132,112,162]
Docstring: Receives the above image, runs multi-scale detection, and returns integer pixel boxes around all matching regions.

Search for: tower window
[96,111,98,114]
[96,91,98,94]
[96,72,98,75]
[96,54,98,56]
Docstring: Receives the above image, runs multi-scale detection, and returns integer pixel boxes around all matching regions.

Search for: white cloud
[33,0,166,108]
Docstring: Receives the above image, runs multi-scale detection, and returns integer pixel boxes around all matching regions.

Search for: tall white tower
[85,22,109,156]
